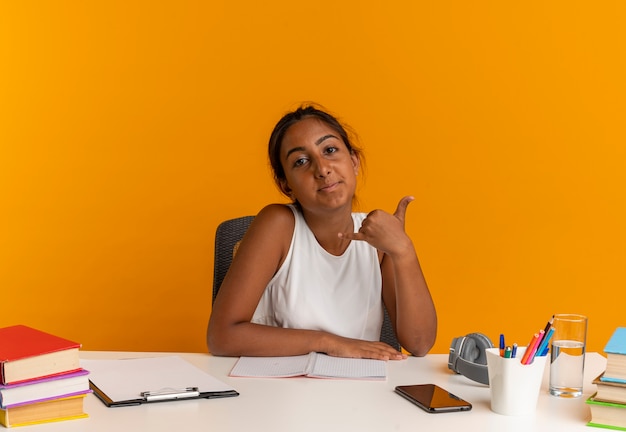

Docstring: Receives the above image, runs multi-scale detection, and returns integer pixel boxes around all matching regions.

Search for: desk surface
[20,351,606,432]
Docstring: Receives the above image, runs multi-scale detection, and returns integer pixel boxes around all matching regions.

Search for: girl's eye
[294,157,308,167]
[325,146,338,155]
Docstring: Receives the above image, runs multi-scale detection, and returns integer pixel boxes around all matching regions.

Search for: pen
[523,330,544,365]
[500,334,505,357]
[511,343,518,359]
[504,346,512,358]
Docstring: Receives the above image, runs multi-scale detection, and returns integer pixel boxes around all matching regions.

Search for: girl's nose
[314,158,332,178]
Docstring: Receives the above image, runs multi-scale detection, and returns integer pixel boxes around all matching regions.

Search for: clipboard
[81,356,239,407]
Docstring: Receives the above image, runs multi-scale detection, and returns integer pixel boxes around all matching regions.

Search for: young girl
[207,105,436,359]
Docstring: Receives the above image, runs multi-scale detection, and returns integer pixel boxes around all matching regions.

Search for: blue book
[602,328,626,383]
[601,376,626,385]
[605,328,626,355]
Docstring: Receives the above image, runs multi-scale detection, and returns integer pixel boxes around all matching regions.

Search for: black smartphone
[394,384,472,413]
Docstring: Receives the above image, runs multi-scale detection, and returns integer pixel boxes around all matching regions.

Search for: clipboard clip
[140,387,200,402]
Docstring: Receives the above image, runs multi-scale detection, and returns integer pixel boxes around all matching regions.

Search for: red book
[0,325,81,385]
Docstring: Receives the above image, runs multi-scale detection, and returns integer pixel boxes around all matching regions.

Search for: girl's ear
[351,152,360,175]
[279,179,292,197]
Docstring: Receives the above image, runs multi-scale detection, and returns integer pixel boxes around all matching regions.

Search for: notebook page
[308,353,386,380]
[229,353,312,377]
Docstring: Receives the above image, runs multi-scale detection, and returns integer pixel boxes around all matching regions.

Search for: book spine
[587,422,626,431]
[601,376,626,385]
[1,389,92,409]
[8,413,89,427]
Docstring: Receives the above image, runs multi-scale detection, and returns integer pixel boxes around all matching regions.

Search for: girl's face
[279,117,360,214]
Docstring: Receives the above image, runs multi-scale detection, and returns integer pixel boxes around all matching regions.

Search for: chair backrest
[211,216,401,351]
[212,216,255,303]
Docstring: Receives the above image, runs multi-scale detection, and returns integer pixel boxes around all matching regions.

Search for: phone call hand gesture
[339,196,415,257]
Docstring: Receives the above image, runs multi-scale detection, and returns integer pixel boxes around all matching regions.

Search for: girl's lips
[319,182,339,192]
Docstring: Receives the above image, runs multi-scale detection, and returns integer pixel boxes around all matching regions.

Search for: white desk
[21,351,606,432]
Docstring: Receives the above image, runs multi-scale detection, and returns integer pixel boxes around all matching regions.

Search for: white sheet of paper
[81,356,235,402]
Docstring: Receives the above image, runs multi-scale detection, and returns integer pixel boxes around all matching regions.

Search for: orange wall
[1,1,625,354]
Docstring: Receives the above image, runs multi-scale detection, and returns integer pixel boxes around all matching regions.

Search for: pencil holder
[485,347,547,416]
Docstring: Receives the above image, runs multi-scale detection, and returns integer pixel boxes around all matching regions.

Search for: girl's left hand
[339,195,415,257]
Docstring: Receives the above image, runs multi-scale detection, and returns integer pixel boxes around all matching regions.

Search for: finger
[338,232,367,241]
[393,195,415,223]
[371,346,406,360]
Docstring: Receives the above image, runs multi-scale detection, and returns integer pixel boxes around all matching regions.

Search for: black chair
[211,216,401,351]
[212,216,255,304]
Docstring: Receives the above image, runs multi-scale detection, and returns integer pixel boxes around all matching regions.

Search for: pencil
[537,315,554,349]
[520,332,540,365]
[522,330,544,365]
[535,327,555,358]
[543,315,554,335]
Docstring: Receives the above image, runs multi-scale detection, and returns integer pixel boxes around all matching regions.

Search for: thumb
[393,195,415,224]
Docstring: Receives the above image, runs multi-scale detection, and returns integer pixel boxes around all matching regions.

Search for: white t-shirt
[251,205,383,341]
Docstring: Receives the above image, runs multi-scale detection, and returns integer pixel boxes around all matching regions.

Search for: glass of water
[549,314,588,398]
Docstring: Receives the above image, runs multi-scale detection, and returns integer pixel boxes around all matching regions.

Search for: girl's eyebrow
[284,134,339,159]
[315,134,338,146]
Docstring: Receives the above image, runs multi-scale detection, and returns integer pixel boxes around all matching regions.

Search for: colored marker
[504,346,512,358]
[500,334,505,357]
[511,343,518,359]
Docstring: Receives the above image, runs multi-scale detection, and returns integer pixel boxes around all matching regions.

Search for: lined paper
[229,352,386,380]
[229,354,313,378]
[308,354,386,380]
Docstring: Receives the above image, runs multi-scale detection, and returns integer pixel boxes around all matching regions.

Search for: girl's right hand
[323,335,407,360]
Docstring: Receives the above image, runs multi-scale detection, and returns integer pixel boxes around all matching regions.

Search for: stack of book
[587,327,626,431]
[0,325,90,428]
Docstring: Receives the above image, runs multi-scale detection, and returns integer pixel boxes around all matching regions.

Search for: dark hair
[268,104,364,197]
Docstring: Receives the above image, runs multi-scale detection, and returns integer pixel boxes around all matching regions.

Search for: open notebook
[229,352,386,380]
